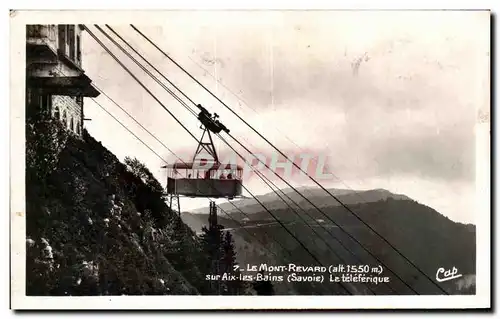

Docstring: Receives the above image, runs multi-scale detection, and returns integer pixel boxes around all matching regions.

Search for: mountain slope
[183,190,476,295]
[25,112,214,295]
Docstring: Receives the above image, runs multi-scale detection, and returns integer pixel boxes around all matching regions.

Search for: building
[26,24,100,136]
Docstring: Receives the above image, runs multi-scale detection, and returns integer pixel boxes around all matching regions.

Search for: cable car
[165,161,243,199]
[163,104,244,215]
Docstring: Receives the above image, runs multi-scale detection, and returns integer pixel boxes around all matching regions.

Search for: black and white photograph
[9,9,491,310]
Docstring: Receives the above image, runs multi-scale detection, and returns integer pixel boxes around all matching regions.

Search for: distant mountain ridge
[188,187,410,215]
[181,187,476,295]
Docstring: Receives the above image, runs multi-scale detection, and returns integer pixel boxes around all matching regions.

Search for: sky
[80,11,489,224]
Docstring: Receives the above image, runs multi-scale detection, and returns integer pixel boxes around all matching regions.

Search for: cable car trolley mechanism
[163,104,243,216]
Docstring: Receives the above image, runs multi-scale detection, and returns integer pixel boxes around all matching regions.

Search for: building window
[26,88,32,105]
[76,96,83,106]
[58,25,66,54]
[62,110,67,127]
[76,35,81,63]
[49,25,57,41]
[37,94,52,113]
[70,117,74,132]
[76,122,81,135]
[68,25,75,60]
[54,106,60,120]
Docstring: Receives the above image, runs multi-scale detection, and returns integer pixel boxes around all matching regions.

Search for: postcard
[10,9,491,310]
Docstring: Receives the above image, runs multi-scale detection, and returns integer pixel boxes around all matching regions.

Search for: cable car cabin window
[167,165,242,181]
[169,168,190,179]
[219,170,228,179]
[166,163,243,198]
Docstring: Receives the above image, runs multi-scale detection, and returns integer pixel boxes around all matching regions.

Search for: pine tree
[198,201,252,295]
[252,271,275,295]
[220,231,246,295]
[199,224,224,294]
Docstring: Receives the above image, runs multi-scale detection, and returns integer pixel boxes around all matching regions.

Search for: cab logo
[436,267,462,282]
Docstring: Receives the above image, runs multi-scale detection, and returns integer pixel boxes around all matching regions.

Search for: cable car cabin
[166,162,243,199]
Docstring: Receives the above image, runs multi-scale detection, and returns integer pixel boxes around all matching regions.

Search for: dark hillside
[184,193,476,295]
[24,110,476,296]
[25,111,215,295]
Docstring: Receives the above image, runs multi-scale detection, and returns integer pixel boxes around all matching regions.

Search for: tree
[123,157,170,226]
[220,231,247,295]
[252,271,275,295]
[199,224,224,294]
[124,157,165,198]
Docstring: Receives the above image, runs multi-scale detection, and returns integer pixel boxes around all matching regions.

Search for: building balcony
[26,24,100,98]
[26,25,57,44]
[27,74,100,98]
[26,25,58,63]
